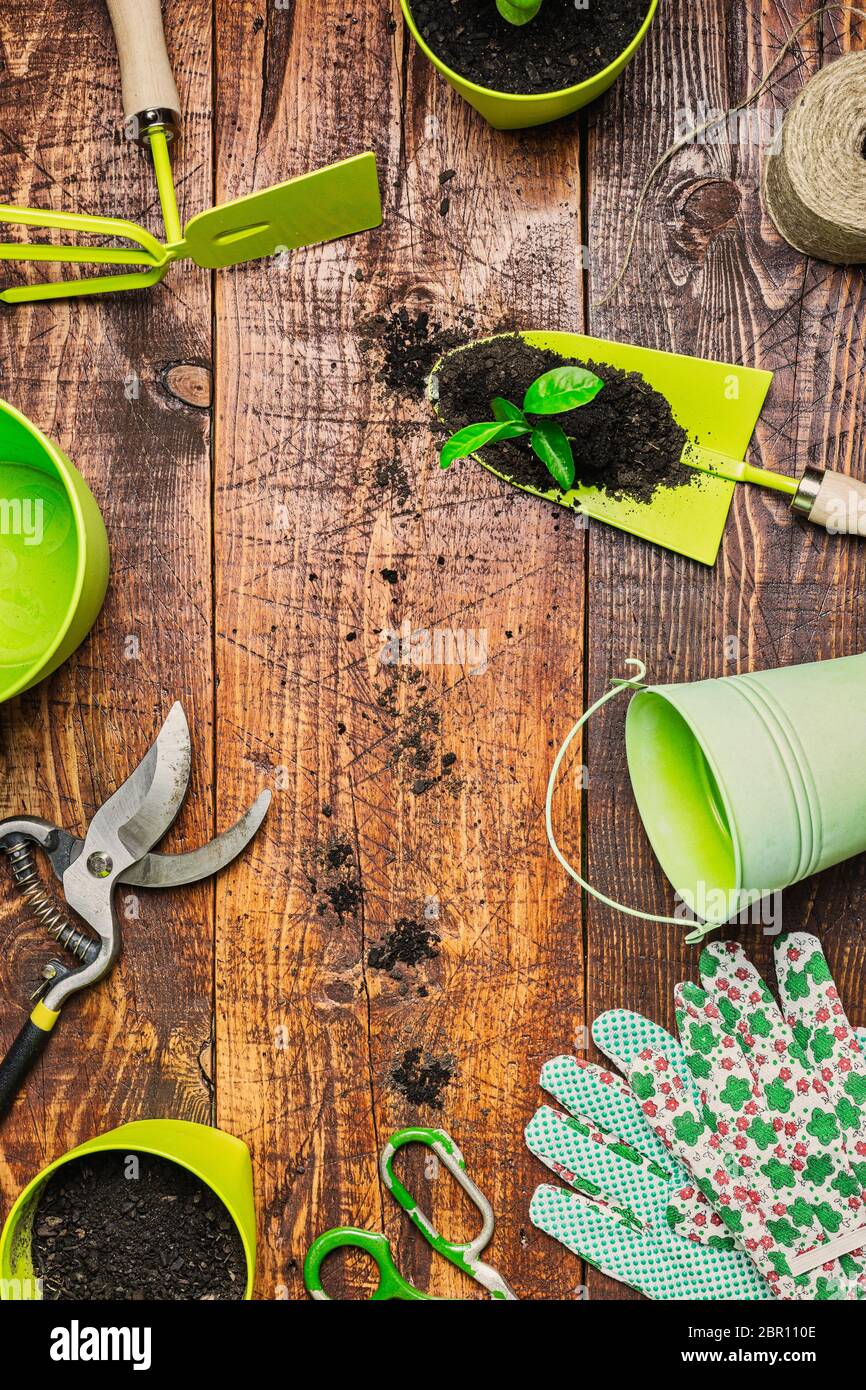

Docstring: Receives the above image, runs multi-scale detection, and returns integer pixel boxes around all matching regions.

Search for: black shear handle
[0,1011,56,1121]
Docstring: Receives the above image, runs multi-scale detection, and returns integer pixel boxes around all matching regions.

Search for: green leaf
[496,0,542,24]
[747,1117,777,1150]
[748,1007,771,1037]
[439,420,530,470]
[806,1108,839,1144]
[491,396,528,425]
[523,365,604,416]
[531,422,575,490]
[760,1156,796,1190]
[811,1027,834,1062]
[630,1071,656,1101]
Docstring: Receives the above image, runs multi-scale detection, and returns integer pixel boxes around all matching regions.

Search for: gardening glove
[598,935,866,1301]
[721,933,866,1166]
[526,1049,773,1299]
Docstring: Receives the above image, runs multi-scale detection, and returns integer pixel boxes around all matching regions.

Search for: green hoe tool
[0,0,382,304]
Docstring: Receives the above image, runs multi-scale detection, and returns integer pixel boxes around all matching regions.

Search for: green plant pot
[400,0,659,129]
[0,1119,256,1300]
[0,400,109,702]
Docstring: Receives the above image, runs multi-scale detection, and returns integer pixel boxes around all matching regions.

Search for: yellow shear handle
[30,1002,60,1033]
[0,1003,62,1121]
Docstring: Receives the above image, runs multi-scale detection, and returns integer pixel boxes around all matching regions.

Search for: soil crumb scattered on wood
[31,1152,246,1301]
[360,307,475,397]
[368,916,440,974]
[374,454,412,506]
[305,834,363,923]
[408,0,650,96]
[390,1047,455,1108]
[384,686,462,797]
[434,333,688,504]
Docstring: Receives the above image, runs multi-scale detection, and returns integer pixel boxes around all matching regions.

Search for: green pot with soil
[0,1119,255,1301]
[430,331,774,565]
[400,0,659,129]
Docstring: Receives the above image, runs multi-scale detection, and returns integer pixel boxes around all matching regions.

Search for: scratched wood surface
[0,0,863,1304]
[582,0,866,1300]
[0,1,216,1198]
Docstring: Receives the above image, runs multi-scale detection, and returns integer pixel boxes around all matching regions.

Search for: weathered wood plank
[1,0,862,1307]
[583,0,866,1299]
[0,0,214,1208]
[213,0,587,1299]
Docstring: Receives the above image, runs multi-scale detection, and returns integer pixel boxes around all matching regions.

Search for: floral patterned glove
[526,1048,773,1299]
[608,934,866,1300]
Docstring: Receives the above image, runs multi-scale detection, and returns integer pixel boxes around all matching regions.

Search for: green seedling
[496,0,544,23]
[439,365,604,491]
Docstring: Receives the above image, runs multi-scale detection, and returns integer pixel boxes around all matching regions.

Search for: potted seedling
[439,364,604,491]
[399,0,659,130]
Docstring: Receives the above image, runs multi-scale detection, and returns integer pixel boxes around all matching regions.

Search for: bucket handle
[546,658,714,943]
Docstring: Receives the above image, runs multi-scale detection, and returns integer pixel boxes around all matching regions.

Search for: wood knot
[322,979,355,1004]
[676,178,742,254]
[160,362,213,409]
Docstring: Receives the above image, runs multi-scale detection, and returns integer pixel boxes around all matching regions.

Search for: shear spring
[4,838,96,965]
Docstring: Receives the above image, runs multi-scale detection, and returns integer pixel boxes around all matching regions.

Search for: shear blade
[119,790,271,889]
[83,703,192,865]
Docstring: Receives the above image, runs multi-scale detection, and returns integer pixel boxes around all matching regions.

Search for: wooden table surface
[0,0,864,1302]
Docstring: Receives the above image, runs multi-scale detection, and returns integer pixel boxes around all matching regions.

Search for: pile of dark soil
[305,834,363,924]
[390,1047,455,1109]
[434,334,688,503]
[31,1152,246,1301]
[360,307,475,397]
[409,0,650,96]
[368,916,441,973]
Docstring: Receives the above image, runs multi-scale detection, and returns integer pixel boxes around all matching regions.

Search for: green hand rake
[0,0,382,304]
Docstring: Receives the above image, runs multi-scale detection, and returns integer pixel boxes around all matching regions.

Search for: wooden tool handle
[792,467,866,536]
[106,0,180,129]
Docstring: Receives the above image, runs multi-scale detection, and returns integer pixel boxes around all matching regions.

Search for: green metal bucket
[400,0,659,129]
[0,1120,256,1300]
[0,401,108,702]
[625,652,866,926]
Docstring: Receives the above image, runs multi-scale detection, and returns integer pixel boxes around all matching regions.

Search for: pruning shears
[304,1126,518,1300]
[0,703,270,1120]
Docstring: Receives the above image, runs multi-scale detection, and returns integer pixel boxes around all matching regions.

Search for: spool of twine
[764,52,866,263]
[598,6,866,304]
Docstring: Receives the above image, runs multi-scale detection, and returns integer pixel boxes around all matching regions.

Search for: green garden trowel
[0,0,382,304]
[433,330,773,564]
[436,331,866,563]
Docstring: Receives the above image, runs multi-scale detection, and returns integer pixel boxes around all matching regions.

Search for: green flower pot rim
[1,1126,255,1300]
[0,398,93,702]
[400,0,660,107]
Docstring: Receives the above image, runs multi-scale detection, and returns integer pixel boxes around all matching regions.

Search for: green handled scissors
[304,1126,517,1300]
